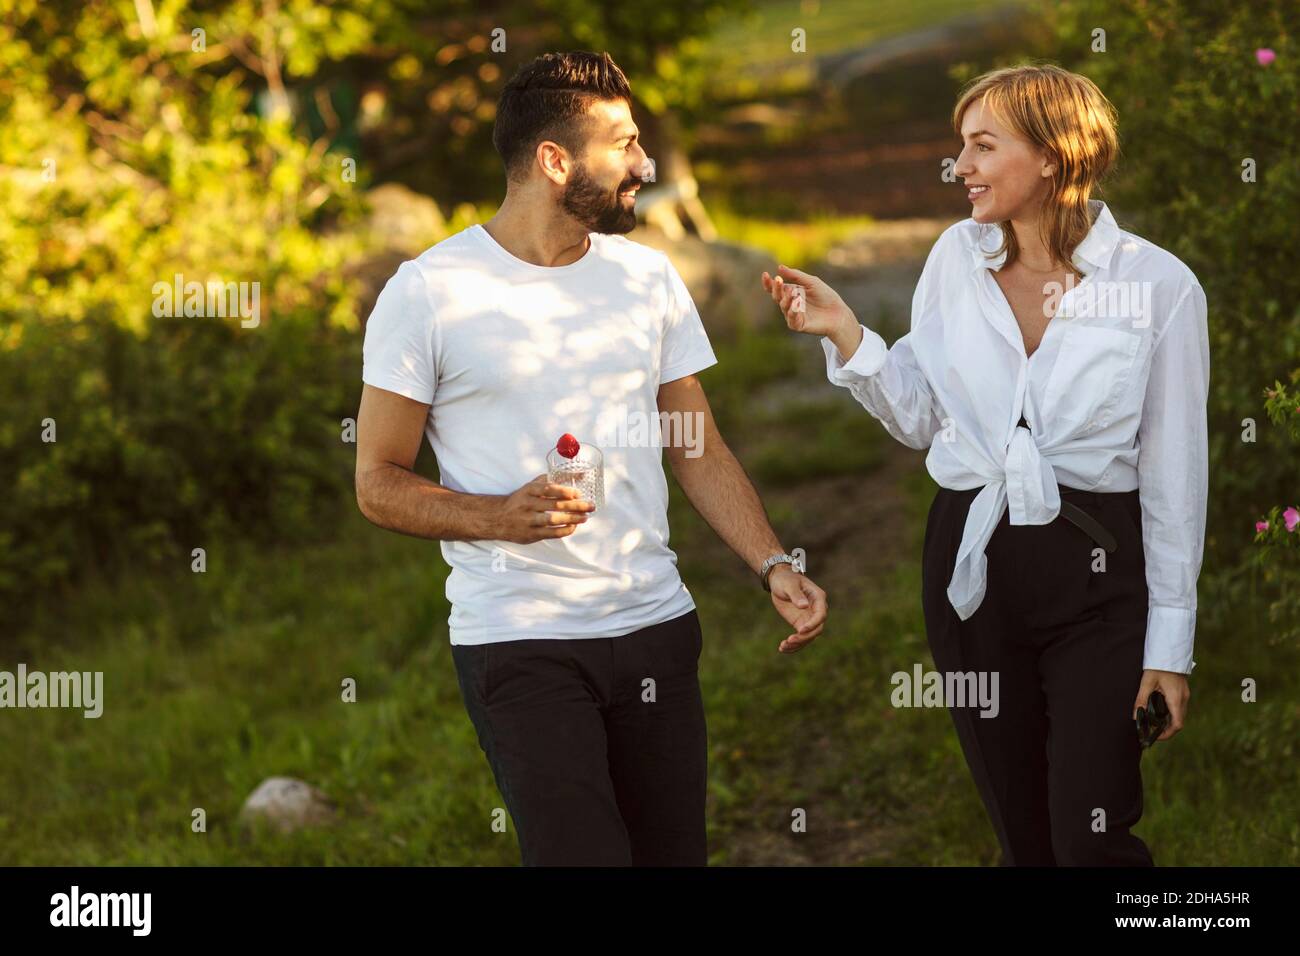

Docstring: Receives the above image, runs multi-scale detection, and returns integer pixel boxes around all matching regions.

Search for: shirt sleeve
[819,234,947,450]
[1136,280,1210,674]
[361,259,438,404]
[659,253,718,385]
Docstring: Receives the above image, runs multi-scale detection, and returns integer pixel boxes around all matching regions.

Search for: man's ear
[536,141,570,185]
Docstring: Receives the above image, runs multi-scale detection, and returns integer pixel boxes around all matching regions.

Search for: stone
[238,776,337,834]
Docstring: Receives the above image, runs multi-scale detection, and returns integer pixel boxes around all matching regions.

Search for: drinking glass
[546,442,605,511]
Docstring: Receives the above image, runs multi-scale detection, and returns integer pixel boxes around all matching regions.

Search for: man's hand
[767,564,827,653]
[499,474,595,544]
[355,383,594,543]
[1133,669,1189,742]
[657,374,830,652]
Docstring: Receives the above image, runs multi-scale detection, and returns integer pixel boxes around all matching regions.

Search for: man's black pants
[922,485,1155,866]
[451,608,707,866]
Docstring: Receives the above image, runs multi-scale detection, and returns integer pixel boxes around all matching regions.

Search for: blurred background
[1,0,1297,865]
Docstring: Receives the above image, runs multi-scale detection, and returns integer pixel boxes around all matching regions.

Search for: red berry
[557,433,580,459]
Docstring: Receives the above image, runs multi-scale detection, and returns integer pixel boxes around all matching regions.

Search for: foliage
[0,311,356,605]
[1250,372,1300,644]
[0,0,746,610]
[1035,0,1299,636]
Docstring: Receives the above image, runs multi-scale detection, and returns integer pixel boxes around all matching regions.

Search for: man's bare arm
[658,373,827,650]
[657,374,786,573]
[354,384,592,543]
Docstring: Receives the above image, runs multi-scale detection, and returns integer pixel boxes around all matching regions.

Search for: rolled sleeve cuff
[821,324,888,385]
[1142,605,1197,674]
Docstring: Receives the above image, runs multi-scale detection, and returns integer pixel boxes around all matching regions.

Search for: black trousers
[450,608,707,866]
[922,485,1155,866]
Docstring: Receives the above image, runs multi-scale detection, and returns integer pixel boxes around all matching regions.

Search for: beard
[561,161,638,234]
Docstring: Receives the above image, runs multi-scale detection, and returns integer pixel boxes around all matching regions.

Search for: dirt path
[717,217,950,864]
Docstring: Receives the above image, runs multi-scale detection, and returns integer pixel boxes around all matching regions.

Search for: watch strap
[759,553,795,591]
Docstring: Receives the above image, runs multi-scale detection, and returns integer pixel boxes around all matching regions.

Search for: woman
[763,64,1208,866]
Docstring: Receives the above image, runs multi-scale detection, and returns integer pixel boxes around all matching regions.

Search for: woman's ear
[1040,149,1059,178]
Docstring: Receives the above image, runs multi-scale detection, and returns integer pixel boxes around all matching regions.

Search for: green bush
[1034,0,1300,630]
[1248,372,1300,644]
[2,1,372,614]
[0,312,357,611]
[0,0,750,620]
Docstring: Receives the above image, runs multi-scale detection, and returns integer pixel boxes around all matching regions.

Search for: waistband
[938,484,1135,502]
[934,413,1131,624]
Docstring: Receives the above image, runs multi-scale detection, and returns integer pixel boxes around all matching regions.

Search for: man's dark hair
[492,51,633,182]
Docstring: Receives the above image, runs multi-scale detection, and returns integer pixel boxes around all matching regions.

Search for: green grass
[4,470,1297,865]
[706,201,877,268]
[696,465,1000,864]
[697,0,1018,100]
[3,326,1296,867]
[0,516,508,865]
[0,423,911,865]
[747,397,887,485]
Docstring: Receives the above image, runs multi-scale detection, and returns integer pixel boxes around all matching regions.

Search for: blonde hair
[952,63,1119,272]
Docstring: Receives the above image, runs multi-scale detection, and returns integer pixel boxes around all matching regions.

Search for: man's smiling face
[560,98,650,234]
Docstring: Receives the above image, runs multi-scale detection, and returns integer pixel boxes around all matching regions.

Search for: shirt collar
[969,199,1120,275]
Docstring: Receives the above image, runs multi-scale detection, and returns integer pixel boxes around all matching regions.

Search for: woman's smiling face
[954,95,1056,225]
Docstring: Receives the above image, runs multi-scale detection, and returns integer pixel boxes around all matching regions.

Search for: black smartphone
[1136,690,1170,748]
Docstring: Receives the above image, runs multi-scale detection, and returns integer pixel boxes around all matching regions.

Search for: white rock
[239,776,337,834]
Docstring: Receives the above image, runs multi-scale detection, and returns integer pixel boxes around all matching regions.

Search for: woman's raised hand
[761,264,855,338]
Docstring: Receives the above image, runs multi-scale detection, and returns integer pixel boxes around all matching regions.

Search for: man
[355,50,827,866]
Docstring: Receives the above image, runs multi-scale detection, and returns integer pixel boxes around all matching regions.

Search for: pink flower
[1256,520,1270,533]
[1284,507,1300,532]
[1256,48,1276,66]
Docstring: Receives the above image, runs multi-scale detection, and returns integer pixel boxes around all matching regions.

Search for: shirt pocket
[1041,325,1144,431]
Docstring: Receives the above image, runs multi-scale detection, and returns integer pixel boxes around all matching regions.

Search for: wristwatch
[758,552,796,591]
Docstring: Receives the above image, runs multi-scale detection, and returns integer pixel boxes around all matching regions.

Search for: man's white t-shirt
[361,223,718,645]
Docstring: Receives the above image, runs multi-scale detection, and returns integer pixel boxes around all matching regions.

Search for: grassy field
[697,0,1017,101]
[4,314,1296,866]
[707,204,879,270]
[6,0,1295,871]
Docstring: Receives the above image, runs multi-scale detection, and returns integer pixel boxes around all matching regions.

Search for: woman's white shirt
[822,199,1209,674]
